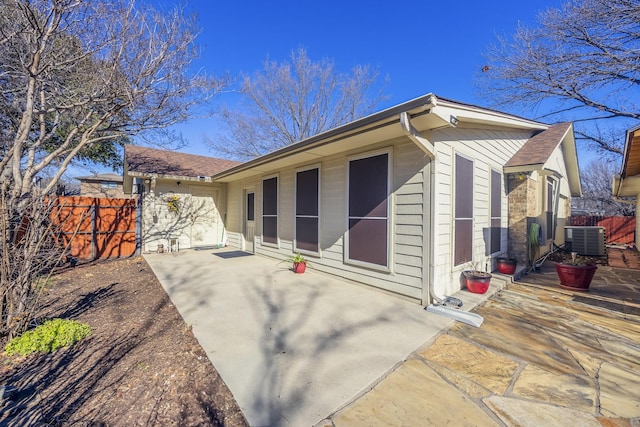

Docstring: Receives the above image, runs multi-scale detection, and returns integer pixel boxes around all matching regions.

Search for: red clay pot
[462,271,492,294]
[554,262,597,292]
[496,258,517,275]
[294,261,306,274]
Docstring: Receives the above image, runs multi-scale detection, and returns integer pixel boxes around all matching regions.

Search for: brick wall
[507,175,538,266]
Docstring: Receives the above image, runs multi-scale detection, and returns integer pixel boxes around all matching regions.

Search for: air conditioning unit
[564,226,605,256]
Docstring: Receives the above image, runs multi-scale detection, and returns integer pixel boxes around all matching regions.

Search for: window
[546,178,554,240]
[489,169,501,254]
[295,168,319,253]
[262,177,278,245]
[454,154,473,266]
[100,181,117,189]
[347,152,389,267]
[247,192,255,221]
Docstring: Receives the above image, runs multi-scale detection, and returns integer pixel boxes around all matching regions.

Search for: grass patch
[5,318,91,356]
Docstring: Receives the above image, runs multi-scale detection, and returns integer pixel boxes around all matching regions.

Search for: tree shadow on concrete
[242,274,397,426]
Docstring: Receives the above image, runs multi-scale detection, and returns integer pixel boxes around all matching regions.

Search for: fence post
[136,187,142,256]
[91,202,96,260]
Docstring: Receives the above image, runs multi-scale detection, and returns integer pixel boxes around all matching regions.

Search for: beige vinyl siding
[141,180,225,252]
[540,145,573,251]
[320,156,346,262]
[226,137,429,301]
[430,126,533,297]
[225,180,243,248]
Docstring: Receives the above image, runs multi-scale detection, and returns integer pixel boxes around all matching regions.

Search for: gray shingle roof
[125,145,240,178]
[505,123,572,168]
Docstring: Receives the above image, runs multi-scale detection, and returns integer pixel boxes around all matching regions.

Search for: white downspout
[401,108,483,327]
[400,111,436,160]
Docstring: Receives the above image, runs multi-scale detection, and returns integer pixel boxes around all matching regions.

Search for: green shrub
[5,318,92,356]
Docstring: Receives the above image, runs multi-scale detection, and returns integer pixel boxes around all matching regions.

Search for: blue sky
[156,1,567,146]
[86,0,593,176]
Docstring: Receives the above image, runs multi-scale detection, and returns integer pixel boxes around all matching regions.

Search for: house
[76,173,130,198]
[612,125,640,247]
[124,94,581,303]
[123,145,240,252]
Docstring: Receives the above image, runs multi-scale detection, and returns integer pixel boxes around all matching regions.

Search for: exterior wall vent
[564,226,606,256]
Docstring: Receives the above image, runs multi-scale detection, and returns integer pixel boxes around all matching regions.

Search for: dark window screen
[490,169,501,254]
[348,153,389,267]
[296,169,319,216]
[547,179,554,239]
[263,177,278,244]
[349,154,388,218]
[247,192,255,221]
[296,168,319,252]
[296,217,318,252]
[454,154,473,266]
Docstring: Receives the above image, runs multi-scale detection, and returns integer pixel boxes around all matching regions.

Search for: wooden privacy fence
[569,215,636,245]
[51,196,138,259]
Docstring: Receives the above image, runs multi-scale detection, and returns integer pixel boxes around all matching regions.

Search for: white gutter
[400,100,437,160]
[612,174,636,203]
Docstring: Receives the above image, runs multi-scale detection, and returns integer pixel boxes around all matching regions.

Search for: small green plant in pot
[279,252,309,273]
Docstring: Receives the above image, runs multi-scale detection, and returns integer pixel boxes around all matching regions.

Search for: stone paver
[511,365,594,410]
[483,396,602,427]
[418,334,518,395]
[599,362,640,418]
[323,269,640,427]
[331,359,499,427]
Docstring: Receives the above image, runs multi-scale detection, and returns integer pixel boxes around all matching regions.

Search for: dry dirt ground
[0,257,248,426]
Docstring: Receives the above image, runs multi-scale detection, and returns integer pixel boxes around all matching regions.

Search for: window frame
[294,164,321,255]
[489,168,502,255]
[345,148,392,271]
[261,175,279,248]
[100,181,118,189]
[246,192,255,222]
[453,152,474,267]
[546,177,556,240]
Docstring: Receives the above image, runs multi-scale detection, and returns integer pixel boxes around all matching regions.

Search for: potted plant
[282,252,307,274]
[462,261,492,294]
[554,252,597,292]
[496,257,518,275]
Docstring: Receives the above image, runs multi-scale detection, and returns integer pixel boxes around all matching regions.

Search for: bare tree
[479,0,640,156]
[208,48,387,160]
[0,0,226,340]
[573,159,635,215]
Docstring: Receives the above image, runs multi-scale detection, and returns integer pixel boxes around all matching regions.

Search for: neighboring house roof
[504,122,581,196]
[123,145,240,194]
[124,145,240,178]
[76,173,123,183]
[613,125,640,197]
[212,93,548,182]
[620,125,640,178]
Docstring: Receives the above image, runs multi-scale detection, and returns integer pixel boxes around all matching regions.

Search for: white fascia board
[434,100,546,130]
[616,175,640,197]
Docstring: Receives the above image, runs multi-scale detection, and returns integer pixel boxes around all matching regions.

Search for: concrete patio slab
[144,248,472,427]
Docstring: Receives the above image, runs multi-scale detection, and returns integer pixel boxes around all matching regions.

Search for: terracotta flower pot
[496,258,517,275]
[462,271,492,294]
[554,262,597,292]
[294,261,306,274]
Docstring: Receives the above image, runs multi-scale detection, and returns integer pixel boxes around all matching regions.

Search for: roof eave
[213,94,549,182]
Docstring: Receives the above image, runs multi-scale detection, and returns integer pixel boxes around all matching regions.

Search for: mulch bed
[0,257,248,426]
